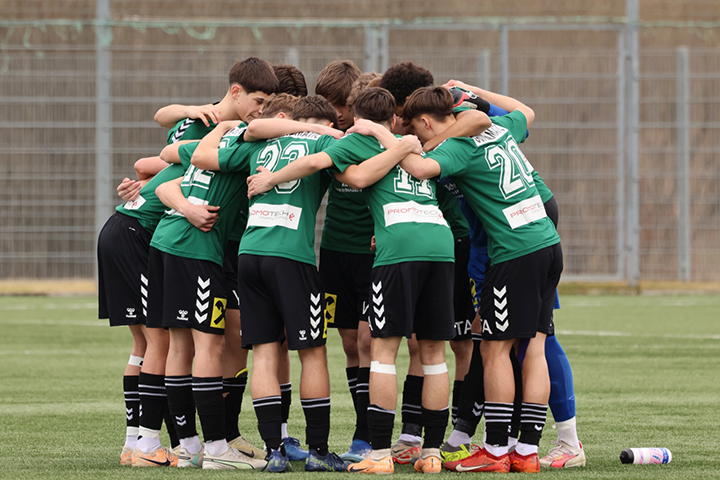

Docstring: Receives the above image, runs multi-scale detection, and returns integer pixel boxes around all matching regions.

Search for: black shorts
[97,212,151,326]
[320,248,373,330]
[147,248,228,335]
[452,236,475,341]
[368,261,455,341]
[479,243,563,341]
[224,240,240,310]
[237,254,327,350]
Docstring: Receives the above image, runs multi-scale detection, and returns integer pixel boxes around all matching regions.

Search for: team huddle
[97,56,585,474]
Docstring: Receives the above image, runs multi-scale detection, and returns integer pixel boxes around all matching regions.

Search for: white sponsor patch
[247,203,302,230]
[383,201,449,227]
[123,195,146,210]
[502,195,546,229]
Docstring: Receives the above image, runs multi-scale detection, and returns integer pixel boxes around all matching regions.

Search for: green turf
[0,295,718,478]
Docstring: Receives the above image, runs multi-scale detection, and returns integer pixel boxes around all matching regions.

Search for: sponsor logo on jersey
[383,201,449,227]
[123,195,146,210]
[502,195,547,229]
[211,298,227,329]
[247,203,302,230]
[471,123,508,146]
[454,319,472,337]
[324,293,337,324]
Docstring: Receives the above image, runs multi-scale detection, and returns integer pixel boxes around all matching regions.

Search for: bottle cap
[620,449,634,464]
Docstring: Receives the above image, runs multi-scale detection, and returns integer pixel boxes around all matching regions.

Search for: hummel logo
[177,310,189,321]
[299,330,307,341]
[175,415,187,426]
[534,424,543,431]
[126,307,136,318]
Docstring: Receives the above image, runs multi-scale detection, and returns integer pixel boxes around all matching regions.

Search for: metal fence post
[626,0,641,287]
[95,0,113,277]
[364,26,379,73]
[616,31,627,280]
[477,49,490,89]
[499,26,509,95]
[676,46,691,281]
[379,25,389,73]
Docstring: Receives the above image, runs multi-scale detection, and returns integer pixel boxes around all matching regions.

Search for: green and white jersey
[436,184,470,239]
[231,132,336,266]
[321,178,375,255]
[217,125,250,242]
[326,133,454,267]
[150,129,249,266]
[428,110,560,264]
[115,117,214,233]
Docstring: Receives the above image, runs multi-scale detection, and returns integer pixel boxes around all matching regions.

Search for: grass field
[1,294,719,479]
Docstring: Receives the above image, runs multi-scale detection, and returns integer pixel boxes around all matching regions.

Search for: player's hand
[346,118,382,137]
[399,135,423,155]
[317,125,345,139]
[370,235,376,252]
[246,166,275,198]
[188,104,222,127]
[184,204,219,232]
[117,178,141,202]
[443,79,473,91]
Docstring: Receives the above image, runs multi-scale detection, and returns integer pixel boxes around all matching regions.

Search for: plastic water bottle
[620,448,672,464]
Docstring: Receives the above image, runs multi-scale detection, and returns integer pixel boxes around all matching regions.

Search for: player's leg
[275,339,307,460]
[121,325,146,463]
[392,336,424,464]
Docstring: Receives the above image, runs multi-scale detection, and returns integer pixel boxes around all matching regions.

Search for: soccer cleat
[413,451,442,474]
[282,436,309,461]
[121,445,133,465]
[390,439,421,464]
[347,455,394,474]
[228,434,267,460]
[539,440,586,468]
[132,446,179,467]
[264,449,293,473]
[306,449,351,472]
[172,444,203,468]
[509,450,540,473]
[340,439,372,462]
[202,446,267,470]
[440,442,479,470]
[455,447,510,473]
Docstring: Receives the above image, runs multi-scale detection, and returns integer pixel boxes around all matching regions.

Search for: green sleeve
[218,142,254,173]
[325,135,363,173]
[427,139,468,179]
[178,142,200,169]
[492,110,528,143]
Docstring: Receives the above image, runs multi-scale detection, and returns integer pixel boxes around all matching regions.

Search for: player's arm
[421,109,491,152]
[159,140,198,165]
[398,153,442,181]
[246,152,335,197]
[134,156,168,179]
[189,121,242,170]
[155,177,219,232]
[346,119,400,149]
[335,135,422,189]
[443,80,535,127]
[154,103,221,128]
[243,118,343,142]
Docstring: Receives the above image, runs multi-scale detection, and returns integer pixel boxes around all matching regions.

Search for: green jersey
[217,125,250,242]
[326,133,454,267]
[115,117,214,233]
[436,184,470,239]
[428,110,560,264]
[321,178,375,254]
[150,130,249,266]
[226,132,336,266]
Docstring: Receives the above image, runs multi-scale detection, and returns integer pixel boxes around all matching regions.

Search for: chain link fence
[1,11,719,283]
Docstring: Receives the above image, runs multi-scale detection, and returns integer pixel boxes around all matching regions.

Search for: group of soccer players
[98,55,586,474]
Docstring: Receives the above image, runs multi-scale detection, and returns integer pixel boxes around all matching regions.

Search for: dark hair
[346,72,382,110]
[228,57,279,95]
[273,64,308,97]
[260,93,299,119]
[352,87,396,124]
[314,60,362,106]
[402,86,454,125]
[292,95,339,127]
[379,62,434,107]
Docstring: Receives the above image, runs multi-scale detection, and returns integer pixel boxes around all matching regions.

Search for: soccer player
[129,57,277,469]
[390,86,563,473]
[274,63,308,97]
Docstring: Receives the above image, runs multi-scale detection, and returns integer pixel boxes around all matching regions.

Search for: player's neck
[216,91,243,122]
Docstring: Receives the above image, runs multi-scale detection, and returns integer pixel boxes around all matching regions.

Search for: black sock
[138,372,166,432]
[164,405,180,448]
[280,383,292,426]
[301,397,330,455]
[422,407,449,449]
[401,375,423,437]
[456,337,484,435]
[223,370,248,441]
[484,402,512,447]
[451,380,463,425]
[509,348,523,441]
[519,403,547,446]
[346,366,359,431]
[254,396,282,451]
[367,404,395,450]
[123,375,140,432]
[193,376,225,443]
[354,367,370,442]
[165,375,197,440]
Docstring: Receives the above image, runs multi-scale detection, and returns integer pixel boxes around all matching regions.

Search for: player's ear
[277,112,287,119]
[230,84,242,99]
[421,115,432,131]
